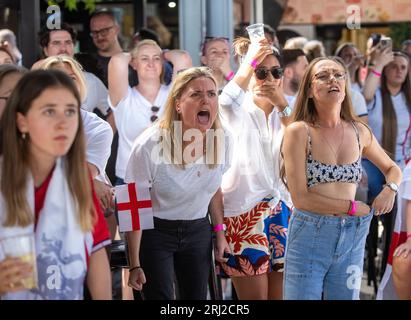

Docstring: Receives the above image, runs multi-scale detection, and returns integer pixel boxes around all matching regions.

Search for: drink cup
[246,23,265,44]
[0,234,38,290]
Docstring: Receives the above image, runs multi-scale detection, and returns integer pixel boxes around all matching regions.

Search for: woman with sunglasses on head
[281,57,401,299]
[218,37,292,300]
[200,37,234,92]
[108,39,170,185]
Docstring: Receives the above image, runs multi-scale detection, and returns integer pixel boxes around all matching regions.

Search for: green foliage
[46,0,100,13]
[389,23,411,49]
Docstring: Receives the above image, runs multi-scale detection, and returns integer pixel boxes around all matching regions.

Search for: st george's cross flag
[377,162,411,299]
[115,182,154,232]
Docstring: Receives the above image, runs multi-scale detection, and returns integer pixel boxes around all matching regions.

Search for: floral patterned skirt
[220,197,291,277]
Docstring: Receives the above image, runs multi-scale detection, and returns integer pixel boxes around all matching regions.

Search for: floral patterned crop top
[305,122,363,188]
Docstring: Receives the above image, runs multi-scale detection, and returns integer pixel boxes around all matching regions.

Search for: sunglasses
[254,66,283,80]
[150,106,160,122]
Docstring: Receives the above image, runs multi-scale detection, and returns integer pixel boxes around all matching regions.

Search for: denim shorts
[283,208,373,300]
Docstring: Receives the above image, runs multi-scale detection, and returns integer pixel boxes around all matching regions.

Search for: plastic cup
[246,23,265,44]
[0,234,38,290]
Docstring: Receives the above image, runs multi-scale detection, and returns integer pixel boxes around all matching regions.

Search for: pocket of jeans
[287,216,306,246]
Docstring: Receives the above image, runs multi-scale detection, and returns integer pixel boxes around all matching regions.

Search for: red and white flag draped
[377,163,411,300]
[115,183,154,232]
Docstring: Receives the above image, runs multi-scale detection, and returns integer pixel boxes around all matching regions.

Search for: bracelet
[225,71,234,81]
[213,223,227,233]
[250,59,258,69]
[371,69,382,77]
[129,266,142,272]
[347,200,357,216]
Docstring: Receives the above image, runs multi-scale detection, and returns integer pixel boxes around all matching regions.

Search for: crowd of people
[0,8,411,300]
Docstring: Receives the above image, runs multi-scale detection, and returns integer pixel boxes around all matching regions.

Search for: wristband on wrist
[213,223,227,233]
[225,71,234,81]
[129,266,142,272]
[347,200,357,216]
[371,69,382,77]
[407,234,411,239]
[250,59,258,69]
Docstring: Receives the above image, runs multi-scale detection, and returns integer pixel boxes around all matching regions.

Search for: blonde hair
[38,55,87,102]
[158,66,223,169]
[131,39,164,83]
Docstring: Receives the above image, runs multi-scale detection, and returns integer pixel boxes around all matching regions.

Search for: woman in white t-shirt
[363,51,411,201]
[108,40,170,184]
[125,67,231,300]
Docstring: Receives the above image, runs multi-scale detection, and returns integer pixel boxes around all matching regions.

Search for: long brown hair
[280,57,364,188]
[0,69,95,231]
[381,51,411,159]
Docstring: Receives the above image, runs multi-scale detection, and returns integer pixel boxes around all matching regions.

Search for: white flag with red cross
[115,182,154,232]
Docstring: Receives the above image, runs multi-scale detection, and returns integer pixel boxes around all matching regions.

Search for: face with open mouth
[176,77,218,134]
[310,60,346,104]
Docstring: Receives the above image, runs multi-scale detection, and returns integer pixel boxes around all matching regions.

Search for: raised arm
[282,122,370,216]
[108,52,132,107]
[362,46,393,103]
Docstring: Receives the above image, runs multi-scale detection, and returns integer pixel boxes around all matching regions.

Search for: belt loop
[316,216,323,229]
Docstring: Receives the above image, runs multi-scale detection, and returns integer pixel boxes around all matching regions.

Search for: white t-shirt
[81,109,113,177]
[219,81,292,217]
[109,85,169,179]
[367,88,411,162]
[83,71,110,116]
[124,125,232,220]
[350,87,368,117]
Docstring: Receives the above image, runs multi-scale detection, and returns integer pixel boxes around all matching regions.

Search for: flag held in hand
[115,182,154,232]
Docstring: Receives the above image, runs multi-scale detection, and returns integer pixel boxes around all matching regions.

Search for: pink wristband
[371,69,382,77]
[250,59,258,69]
[213,224,226,233]
[407,234,411,239]
[225,71,234,81]
[347,200,357,216]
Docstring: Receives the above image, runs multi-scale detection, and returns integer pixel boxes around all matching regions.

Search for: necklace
[315,121,345,162]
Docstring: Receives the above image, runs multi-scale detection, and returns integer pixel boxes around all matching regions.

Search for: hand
[214,232,231,263]
[244,38,273,67]
[128,267,146,291]
[393,240,411,259]
[371,187,396,216]
[0,257,33,295]
[369,45,394,69]
[252,78,287,107]
[355,201,372,216]
[93,179,115,211]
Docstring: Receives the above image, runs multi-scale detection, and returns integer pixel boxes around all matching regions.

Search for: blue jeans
[283,208,373,300]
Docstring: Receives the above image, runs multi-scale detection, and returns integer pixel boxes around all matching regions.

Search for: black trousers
[137,216,212,300]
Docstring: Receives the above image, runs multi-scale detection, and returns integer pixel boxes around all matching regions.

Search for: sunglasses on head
[255,66,283,80]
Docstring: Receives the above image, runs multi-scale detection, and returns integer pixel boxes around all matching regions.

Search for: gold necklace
[315,121,345,162]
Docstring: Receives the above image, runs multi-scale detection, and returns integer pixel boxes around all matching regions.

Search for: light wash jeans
[283,208,373,300]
